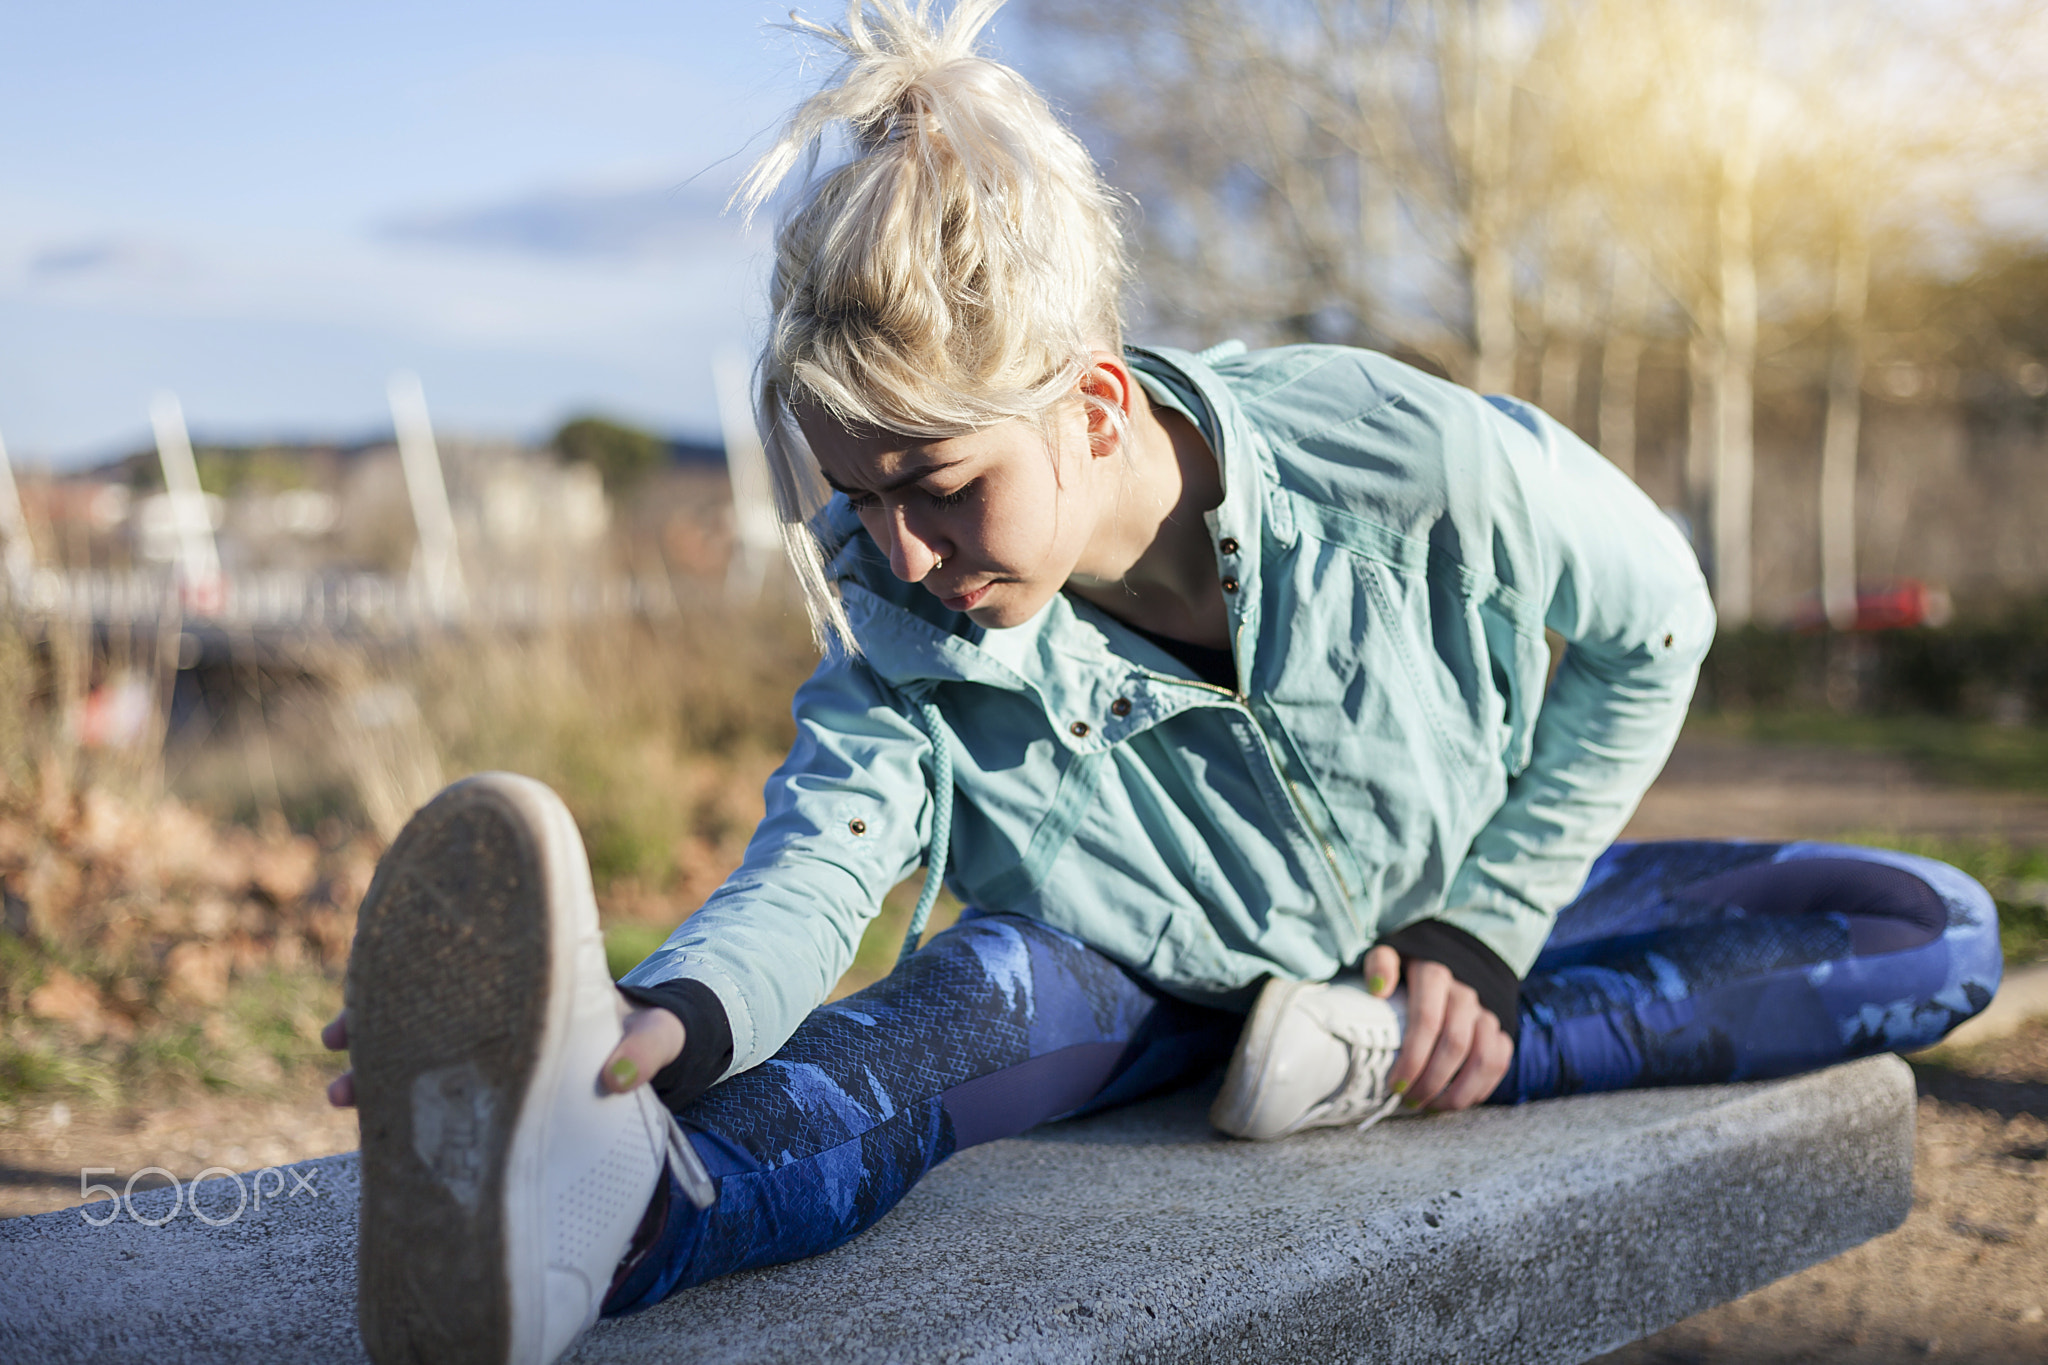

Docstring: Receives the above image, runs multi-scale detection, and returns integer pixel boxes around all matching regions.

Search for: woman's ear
[1078,350,1135,460]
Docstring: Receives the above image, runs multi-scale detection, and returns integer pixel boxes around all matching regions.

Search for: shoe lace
[1319,1020,1405,1133]
[663,1114,717,1210]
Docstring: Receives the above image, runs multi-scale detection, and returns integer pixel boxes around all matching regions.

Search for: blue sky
[0,1,1032,466]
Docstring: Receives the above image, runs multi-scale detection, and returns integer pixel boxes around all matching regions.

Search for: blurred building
[21,437,618,583]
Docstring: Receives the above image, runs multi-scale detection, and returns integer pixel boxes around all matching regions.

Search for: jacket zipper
[1226,618,1357,909]
[1144,666,1359,928]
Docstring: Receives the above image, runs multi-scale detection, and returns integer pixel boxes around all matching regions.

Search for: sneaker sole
[350,774,588,1365]
[1208,975,1316,1140]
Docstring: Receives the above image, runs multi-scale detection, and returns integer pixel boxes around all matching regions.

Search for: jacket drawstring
[900,694,953,964]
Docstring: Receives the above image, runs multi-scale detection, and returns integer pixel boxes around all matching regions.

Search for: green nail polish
[1366,974,1388,994]
[609,1057,638,1088]
[1391,1078,1409,1094]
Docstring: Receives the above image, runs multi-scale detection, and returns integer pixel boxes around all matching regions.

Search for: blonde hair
[739,0,1130,651]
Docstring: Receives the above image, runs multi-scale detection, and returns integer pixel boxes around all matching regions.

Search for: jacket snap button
[1663,633,1674,648]
[1110,697,1132,717]
[848,818,867,836]
[1219,537,1239,556]
[1069,720,1091,738]
[1221,577,1239,594]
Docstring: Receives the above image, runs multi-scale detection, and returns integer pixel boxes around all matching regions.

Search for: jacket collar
[1127,342,1289,693]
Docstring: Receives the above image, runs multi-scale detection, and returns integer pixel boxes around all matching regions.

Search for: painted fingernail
[608,1057,638,1090]
[1366,974,1388,994]
[1391,1078,1409,1094]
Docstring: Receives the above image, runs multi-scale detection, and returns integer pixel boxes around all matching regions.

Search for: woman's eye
[840,483,967,512]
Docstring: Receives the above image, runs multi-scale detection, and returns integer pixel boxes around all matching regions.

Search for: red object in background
[1789,579,1954,633]
[78,673,154,749]
[178,570,227,618]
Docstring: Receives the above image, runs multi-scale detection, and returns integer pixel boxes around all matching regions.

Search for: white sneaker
[1209,975,1410,1141]
[348,772,715,1365]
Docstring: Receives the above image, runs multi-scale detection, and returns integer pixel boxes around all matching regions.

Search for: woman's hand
[1360,947,1513,1112]
[321,1009,355,1107]
[598,1007,686,1094]
[320,1005,687,1107]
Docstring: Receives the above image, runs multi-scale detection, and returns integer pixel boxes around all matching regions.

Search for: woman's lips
[940,583,993,612]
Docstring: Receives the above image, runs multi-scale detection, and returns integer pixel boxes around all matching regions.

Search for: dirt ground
[4,731,2048,1363]
[1621,730,2048,846]
[1598,1022,2048,1365]
[1599,733,2048,1364]
[0,1080,357,1220]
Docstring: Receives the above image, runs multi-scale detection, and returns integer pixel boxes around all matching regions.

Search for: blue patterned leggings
[604,840,2001,1311]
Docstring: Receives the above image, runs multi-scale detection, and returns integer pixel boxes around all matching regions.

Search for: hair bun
[739,0,1007,217]
[744,0,1130,652]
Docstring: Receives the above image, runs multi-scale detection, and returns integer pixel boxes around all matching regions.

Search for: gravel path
[1599,1020,2048,1364]
[1604,733,2048,1363]
[0,1080,357,1221]
[1623,733,2048,846]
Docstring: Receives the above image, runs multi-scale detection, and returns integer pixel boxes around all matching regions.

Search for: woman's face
[800,401,1110,630]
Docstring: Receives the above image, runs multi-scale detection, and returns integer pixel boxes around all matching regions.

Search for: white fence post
[715,348,780,604]
[386,371,469,623]
[149,393,224,609]
[0,425,35,601]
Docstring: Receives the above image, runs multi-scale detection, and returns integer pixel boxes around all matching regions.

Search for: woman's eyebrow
[820,461,959,496]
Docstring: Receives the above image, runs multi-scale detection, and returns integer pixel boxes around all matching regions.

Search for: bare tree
[1543,0,1770,622]
[1027,0,2048,626]
[1596,250,1651,479]
[1029,0,1544,386]
[1442,0,1522,391]
[1785,0,2048,628]
[1817,222,1868,630]
[1710,41,1762,628]
[1535,194,1602,430]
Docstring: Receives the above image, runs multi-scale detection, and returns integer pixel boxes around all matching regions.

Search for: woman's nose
[881,507,946,582]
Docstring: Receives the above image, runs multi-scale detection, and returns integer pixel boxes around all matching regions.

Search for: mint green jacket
[623,343,1714,1081]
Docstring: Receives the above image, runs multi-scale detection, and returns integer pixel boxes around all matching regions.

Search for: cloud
[378,180,741,260]
[29,239,186,279]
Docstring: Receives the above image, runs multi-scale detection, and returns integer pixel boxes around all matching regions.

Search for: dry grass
[402,608,814,915]
[0,595,907,1114]
[0,759,374,1108]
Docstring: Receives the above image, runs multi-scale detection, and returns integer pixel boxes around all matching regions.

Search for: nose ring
[933,556,944,571]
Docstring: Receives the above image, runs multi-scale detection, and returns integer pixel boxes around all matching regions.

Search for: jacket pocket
[1140,905,1245,996]
[1368,559,1497,786]
[969,749,1106,910]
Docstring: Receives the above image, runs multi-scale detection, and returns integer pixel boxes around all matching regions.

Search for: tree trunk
[1358,40,1400,345]
[1465,0,1517,393]
[1709,73,1759,628]
[1686,328,1718,572]
[1538,216,1585,427]
[1819,225,1869,631]
[1597,251,1645,478]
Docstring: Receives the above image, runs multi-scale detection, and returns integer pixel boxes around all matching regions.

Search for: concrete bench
[0,1054,1913,1364]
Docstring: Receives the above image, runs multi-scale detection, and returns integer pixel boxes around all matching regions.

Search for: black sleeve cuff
[1375,920,1522,1043]
[615,978,735,1111]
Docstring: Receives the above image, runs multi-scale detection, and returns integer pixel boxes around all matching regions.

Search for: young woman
[322,4,2004,1362]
